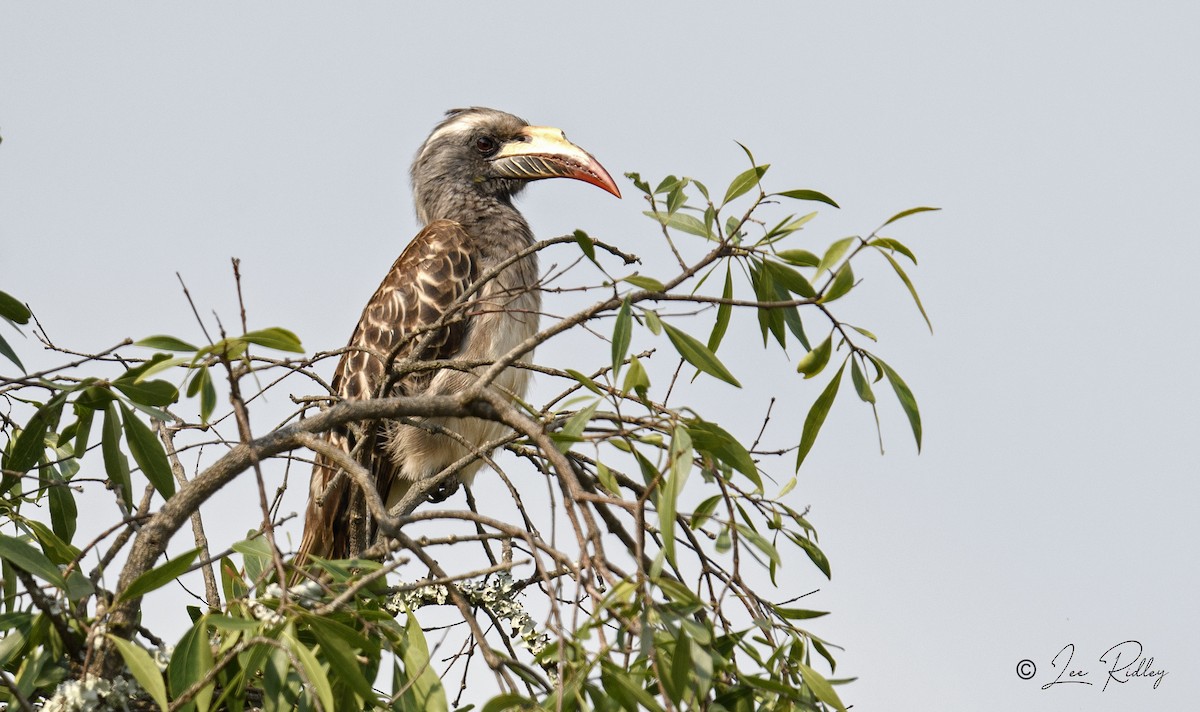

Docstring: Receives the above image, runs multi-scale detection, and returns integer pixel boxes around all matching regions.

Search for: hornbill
[296,107,620,566]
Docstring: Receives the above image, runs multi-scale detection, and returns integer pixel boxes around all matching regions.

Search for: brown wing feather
[296,220,476,567]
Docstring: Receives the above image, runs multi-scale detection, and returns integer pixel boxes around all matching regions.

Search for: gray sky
[3,3,1198,709]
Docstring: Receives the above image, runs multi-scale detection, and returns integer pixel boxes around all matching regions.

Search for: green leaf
[135,335,198,352]
[187,366,217,423]
[23,519,79,565]
[108,636,168,712]
[850,357,876,404]
[169,617,215,712]
[722,164,769,205]
[881,206,940,227]
[776,249,820,268]
[764,261,816,298]
[775,188,840,208]
[686,420,759,489]
[877,357,922,451]
[775,606,830,620]
[565,369,603,395]
[241,327,304,353]
[795,335,832,378]
[304,615,379,704]
[611,297,631,378]
[798,660,847,711]
[0,291,31,324]
[283,629,335,712]
[399,612,448,712]
[641,308,663,335]
[115,548,198,605]
[796,362,845,470]
[102,403,132,506]
[554,401,598,453]
[120,404,175,499]
[0,535,66,588]
[0,333,24,372]
[9,406,53,473]
[481,694,536,712]
[707,265,734,354]
[662,322,741,388]
[48,472,78,543]
[643,210,710,238]
[573,229,596,263]
[625,171,651,196]
[772,188,840,207]
[869,236,917,264]
[623,274,666,292]
[792,531,833,579]
[878,249,933,332]
[622,356,649,400]
[820,263,855,303]
[817,236,857,275]
[113,378,179,407]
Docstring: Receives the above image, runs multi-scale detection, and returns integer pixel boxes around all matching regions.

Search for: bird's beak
[491,126,622,198]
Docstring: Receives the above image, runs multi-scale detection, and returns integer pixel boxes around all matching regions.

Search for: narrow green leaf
[573,229,596,263]
[102,403,132,506]
[23,519,79,565]
[115,548,198,605]
[850,357,876,404]
[622,356,649,400]
[0,291,31,324]
[878,357,922,451]
[611,297,631,378]
[775,189,840,208]
[241,327,304,353]
[643,210,710,238]
[734,523,781,566]
[120,404,175,499]
[776,249,820,268]
[670,633,693,703]
[798,661,847,711]
[722,164,769,205]
[623,274,666,292]
[796,335,832,378]
[481,694,536,712]
[878,249,933,332]
[283,630,335,712]
[48,474,78,543]
[817,236,857,275]
[113,378,178,407]
[304,615,378,703]
[869,236,918,264]
[134,356,190,382]
[108,636,168,712]
[686,420,759,489]
[625,171,651,196]
[72,405,95,456]
[662,322,741,388]
[554,401,599,453]
[0,535,66,588]
[791,532,832,579]
[775,607,830,620]
[169,617,215,712]
[689,495,722,530]
[565,369,603,395]
[9,409,51,473]
[706,265,734,354]
[881,205,940,227]
[820,263,855,303]
[796,362,846,470]
[0,333,24,372]
[642,308,663,335]
[135,335,198,352]
[764,261,816,298]
[400,613,448,712]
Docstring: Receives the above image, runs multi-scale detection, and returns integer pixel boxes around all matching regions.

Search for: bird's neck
[414,182,534,255]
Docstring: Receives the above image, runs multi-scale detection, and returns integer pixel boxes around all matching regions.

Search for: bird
[295,107,620,567]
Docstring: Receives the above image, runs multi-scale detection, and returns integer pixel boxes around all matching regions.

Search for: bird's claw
[427,477,460,503]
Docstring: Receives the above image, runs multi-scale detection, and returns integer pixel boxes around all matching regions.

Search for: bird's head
[411,107,620,224]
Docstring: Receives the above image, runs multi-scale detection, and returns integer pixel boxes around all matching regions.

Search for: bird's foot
[427,477,460,503]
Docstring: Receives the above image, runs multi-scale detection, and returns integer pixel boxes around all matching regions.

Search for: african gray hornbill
[296,107,620,565]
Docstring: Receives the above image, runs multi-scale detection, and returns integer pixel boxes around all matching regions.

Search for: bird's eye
[475,136,499,156]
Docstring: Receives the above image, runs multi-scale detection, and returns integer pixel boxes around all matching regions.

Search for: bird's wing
[296,219,476,565]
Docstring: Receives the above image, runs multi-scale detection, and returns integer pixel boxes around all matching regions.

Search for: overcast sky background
[3,3,1198,710]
